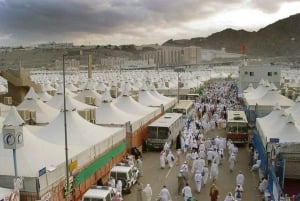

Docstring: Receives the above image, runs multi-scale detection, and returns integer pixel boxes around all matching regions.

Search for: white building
[238,64,281,91]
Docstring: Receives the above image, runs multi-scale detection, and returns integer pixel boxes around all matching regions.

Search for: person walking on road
[116,180,123,196]
[194,170,203,193]
[202,164,209,186]
[228,153,236,172]
[210,161,219,182]
[177,170,185,195]
[166,151,175,168]
[137,156,143,177]
[159,185,172,201]
[234,184,244,200]
[236,171,245,186]
[136,181,143,201]
[209,183,219,201]
[143,184,152,201]
[112,192,123,201]
[223,192,235,201]
[160,150,166,169]
[182,183,193,201]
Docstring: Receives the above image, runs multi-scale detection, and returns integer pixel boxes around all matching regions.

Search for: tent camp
[16,87,59,124]
[1,102,126,200]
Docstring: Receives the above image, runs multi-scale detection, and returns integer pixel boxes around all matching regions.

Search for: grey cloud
[0,0,296,45]
[249,0,299,13]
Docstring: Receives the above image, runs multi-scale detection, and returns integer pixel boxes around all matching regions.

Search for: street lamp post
[62,54,71,199]
[175,67,184,103]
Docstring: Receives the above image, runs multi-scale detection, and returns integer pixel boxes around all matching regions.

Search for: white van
[81,185,115,201]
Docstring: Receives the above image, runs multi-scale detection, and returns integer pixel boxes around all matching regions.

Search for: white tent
[138,83,167,107]
[17,87,59,124]
[285,96,300,119]
[35,108,124,146]
[148,84,177,110]
[37,83,53,103]
[74,89,102,106]
[246,87,294,113]
[95,90,143,131]
[243,83,255,94]
[47,92,96,111]
[244,79,269,100]
[114,87,160,124]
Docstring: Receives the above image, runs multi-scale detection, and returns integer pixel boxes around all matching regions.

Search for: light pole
[175,67,184,103]
[62,54,71,199]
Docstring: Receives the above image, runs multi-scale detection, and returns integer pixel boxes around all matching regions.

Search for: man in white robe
[194,170,202,193]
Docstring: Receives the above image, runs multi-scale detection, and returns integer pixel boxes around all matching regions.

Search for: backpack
[201,170,205,176]
[236,190,241,198]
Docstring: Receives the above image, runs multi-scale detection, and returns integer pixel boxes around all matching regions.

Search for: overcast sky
[0,0,299,47]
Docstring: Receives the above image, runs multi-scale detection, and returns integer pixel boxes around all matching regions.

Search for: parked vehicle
[109,163,139,194]
[81,185,115,201]
[147,113,184,150]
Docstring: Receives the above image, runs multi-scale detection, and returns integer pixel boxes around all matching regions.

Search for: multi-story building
[238,64,281,91]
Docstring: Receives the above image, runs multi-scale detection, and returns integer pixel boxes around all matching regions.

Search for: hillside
[163,13,300,57]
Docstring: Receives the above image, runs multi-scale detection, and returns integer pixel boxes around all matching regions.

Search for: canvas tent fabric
[35,109,125,146]
[0,125,88,177]
[17,99,59,124]
[243,79,269,100]
[114,94,160,124]
[257,110,300,153]
[138,90,166,107]
[3,106,25,126]
[47,93,96,111]
[246,89,294,112]
[74,89,102,106]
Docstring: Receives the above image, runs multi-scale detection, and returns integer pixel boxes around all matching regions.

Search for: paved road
[123,128,264,201]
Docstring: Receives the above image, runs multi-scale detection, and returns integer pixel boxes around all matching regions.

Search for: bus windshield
[226,110,248,134]
[227,122,248,133]
[157,127,169,139]
[148,127,157,138]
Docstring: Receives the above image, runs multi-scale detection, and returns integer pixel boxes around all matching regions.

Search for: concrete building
[238,64,281,91]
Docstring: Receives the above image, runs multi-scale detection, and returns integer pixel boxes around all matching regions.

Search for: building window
[274,72,278,75]
[268,72,272,76]
[250,72,254,76]
[244,71,248,75]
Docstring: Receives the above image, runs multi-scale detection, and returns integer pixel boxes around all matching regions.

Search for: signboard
[38,167,47,177]
[69,160,78,172]
[269,138,279,143]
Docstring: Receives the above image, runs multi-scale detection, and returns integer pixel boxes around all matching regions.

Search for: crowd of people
[154,80,251,201]
[113,80,266,201]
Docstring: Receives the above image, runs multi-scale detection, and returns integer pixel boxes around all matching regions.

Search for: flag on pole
[241,44,247,54]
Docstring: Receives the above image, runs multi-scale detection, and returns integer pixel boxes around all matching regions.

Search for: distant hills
[162,13,300,57]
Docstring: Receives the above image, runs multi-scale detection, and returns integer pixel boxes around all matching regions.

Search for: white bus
[226,110,249,144]
[172,100,194,119]
[146,113,184,150]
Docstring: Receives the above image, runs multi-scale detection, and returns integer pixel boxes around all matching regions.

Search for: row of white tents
[242,78,300,199]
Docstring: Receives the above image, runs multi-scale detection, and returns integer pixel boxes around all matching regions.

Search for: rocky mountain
[163,13,300,57]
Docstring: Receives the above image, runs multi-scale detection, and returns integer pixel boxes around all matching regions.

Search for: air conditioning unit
[18,110,30,121]
[85,96,95,105]
[78,110,91,121]
[90,109,96,122]
[29,111,37,124]
[4,97,12,105]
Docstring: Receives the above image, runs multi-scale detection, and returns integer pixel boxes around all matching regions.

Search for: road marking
[165,160,176,178]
